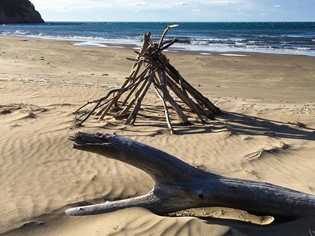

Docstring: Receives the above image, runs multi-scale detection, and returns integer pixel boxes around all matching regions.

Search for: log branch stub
[66,132,315,220]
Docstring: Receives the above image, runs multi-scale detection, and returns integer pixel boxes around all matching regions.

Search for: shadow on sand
[83,108,315,141]
[171,111,315,141]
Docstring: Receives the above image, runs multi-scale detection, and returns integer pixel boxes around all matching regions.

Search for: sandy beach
[1,36,315,235]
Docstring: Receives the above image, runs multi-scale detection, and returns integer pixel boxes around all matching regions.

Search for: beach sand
[1,36,315,235]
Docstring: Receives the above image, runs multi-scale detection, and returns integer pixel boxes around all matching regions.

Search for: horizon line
[42,20,315,23]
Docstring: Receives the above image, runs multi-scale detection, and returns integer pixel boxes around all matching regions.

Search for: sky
[31,0,315,22]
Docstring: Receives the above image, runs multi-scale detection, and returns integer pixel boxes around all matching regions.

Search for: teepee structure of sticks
[75,25,221,133]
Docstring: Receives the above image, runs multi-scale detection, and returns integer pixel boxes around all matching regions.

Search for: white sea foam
[15,30,29,35]
[235,42,246,46]
[1,22,314,57]
[73,41,107,47]
[220,53,249,57]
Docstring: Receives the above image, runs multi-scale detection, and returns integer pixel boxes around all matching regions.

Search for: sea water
[1,22,315,56]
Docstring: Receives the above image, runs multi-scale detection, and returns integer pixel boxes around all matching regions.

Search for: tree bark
[66,132,315,220]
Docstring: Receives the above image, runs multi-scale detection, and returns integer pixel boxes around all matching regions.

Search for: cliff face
[0,0,44,23]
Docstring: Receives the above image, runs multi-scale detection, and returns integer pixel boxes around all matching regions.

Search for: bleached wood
[120,66,150,108]
[154,84,175,134]
[119,81,147,116]
[157,71,190,124]
[165,63,221,115]
[66,132,315,220]
[97,33,152,119]
[74,25,221,131]
[158,24,179,49]
[125,72,154,125]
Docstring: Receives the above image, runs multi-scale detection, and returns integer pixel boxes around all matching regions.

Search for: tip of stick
[168,24,179,28]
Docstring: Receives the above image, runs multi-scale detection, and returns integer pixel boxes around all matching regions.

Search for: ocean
[1,22,315,56]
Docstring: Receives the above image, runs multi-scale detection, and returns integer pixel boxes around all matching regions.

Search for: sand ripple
[1,44,315,235]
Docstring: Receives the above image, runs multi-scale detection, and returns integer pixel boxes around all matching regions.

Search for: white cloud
[127,1,147,7]
[175,2,189,6]
[206,0,238,5]
[30,0,314,22]
[125,1,174,9]
[30,0,249,21]
[33,0,111,12]
[33,0,245,10]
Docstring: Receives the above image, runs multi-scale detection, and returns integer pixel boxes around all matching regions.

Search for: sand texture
[1,37,315,235]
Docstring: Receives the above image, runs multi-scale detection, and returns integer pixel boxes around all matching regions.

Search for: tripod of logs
[75,25,221,133]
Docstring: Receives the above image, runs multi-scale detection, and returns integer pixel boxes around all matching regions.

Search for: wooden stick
[154,83,175,134]
[166,63,221,114]
[157,70,190,124]
[166,76,208,123]
[119,77,149,117]
[125,71,155,125]
[95,61,151,119]
[121,66,150,106]
[165,64,218,120]
[130,33,151,75]
[157,54,205,119]
[75,81,139,125]
[96,78,135,118]
[165,67,206,122]
[166,76,194,109]
[98,99,118,120]
[178,77,206,123]
[159,39,178,52]
[108,33,151,110]
[111,33,151,109]
[158,24,179,49]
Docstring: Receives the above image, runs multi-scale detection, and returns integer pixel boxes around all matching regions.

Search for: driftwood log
[66,132,315,221]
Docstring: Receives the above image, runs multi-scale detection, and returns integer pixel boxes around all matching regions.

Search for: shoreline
[1,33,315,57]
[5,34,315,58]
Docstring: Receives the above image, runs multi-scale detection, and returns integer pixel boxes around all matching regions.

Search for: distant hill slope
[0,0,44,23]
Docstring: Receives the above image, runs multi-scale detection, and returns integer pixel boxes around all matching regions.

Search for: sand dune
[1,36,315,235]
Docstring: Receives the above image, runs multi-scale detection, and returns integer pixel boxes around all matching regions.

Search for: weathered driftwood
[66,132,315,221]
[74,25,221,132]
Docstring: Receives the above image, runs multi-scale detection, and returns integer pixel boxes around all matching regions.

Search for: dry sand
[0,36,315,235]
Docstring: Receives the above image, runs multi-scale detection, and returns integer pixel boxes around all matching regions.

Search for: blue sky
[31,0,315,22]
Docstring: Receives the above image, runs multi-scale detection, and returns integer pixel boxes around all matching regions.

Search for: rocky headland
[0,0,44,23]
